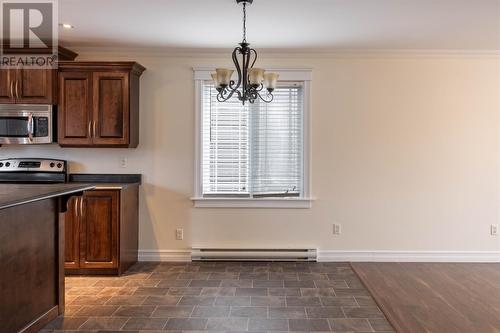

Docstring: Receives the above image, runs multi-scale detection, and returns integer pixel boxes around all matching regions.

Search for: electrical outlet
[120,157,127,168]
[491,224,498,236]
[333,224,341,235]
[176,228,184,240]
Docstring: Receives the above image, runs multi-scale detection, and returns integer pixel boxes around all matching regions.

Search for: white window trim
[192,67,313,208]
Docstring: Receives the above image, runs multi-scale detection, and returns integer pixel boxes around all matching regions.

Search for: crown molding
[72,46,500,59]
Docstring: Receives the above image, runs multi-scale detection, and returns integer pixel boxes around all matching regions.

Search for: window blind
[202,83,249,195]
[202,82,303,198]
[250,85,303,196]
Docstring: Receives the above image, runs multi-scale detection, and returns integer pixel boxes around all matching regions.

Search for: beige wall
[2,50,500,255]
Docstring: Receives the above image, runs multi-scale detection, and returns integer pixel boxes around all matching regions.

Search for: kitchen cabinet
[64,196,80,269]
[65,185,139,275]
[79,190,119,269]
[58,62,145,148]
[0,184,91,332]
[0,68,56,104]
[58,72,93,145]
[0,69,14,103]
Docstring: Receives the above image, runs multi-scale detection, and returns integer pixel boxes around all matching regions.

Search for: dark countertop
[68,174,141,184]
[0,183,95,210]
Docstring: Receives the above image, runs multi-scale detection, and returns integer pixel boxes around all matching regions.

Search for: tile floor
[41,262,394,332]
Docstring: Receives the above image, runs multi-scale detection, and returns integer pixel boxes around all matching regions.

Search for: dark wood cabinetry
[58,62,145,147]
[65,185,139,275]
[80,190,119,269]
[64,196,80,269]
[92,71,130,146]
[0,68,56,104]
[0,69,14,103]
[58,72,93,145]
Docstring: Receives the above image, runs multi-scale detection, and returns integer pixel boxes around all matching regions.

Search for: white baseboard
[138,250,191,262]
[138,249,500,263]
[318,250,500,262]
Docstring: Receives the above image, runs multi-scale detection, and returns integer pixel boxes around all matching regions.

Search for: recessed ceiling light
[60,23,74,29]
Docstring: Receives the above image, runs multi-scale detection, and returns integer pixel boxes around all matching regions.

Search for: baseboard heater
[191,248,317,262]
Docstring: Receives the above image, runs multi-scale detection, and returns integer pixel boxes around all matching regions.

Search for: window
[193,68,312,208]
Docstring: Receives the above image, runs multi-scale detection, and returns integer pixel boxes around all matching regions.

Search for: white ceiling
[59,0,500,51]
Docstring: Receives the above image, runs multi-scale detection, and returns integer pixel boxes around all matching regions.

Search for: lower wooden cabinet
[64,185,138,275]
[65,196,80,270]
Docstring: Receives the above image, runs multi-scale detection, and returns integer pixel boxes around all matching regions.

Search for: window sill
[191,197,314,209]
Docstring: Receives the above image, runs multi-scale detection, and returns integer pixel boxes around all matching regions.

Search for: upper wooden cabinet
[57,62,145,148]
[92,71,130,146]
[0,68,56,104]
[0,69,13,103]
[58,71,93,146]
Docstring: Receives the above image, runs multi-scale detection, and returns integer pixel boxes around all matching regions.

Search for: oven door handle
[27,113,34,142]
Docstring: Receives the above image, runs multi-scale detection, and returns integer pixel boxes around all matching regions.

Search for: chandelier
[211,0,279,105]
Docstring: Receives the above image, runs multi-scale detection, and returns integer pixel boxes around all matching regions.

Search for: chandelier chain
[242,3,247,43]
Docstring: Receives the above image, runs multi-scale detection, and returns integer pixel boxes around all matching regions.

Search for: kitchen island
[0,184,94,333]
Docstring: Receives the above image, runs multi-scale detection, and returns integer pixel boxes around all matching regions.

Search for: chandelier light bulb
[264,72,279,91]
[211,73,222,89]
[248,68,265,87]
[215,68,234,87]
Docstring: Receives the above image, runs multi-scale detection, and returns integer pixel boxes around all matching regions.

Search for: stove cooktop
[0,158,67,183]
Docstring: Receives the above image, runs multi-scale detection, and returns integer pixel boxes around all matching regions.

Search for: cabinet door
[58,72,93,146]
[64,196,81,269]
[79,190,119,269]
[16,69,55,104]
[92,72,129,146]
[0,69,16,103]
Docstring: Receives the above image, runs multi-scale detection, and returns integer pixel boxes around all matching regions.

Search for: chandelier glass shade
[211,0,279,105]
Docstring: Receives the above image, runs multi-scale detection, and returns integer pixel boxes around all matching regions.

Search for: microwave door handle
[27,113,34,142]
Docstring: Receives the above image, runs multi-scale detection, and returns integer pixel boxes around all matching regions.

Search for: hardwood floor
[351,262,500,333]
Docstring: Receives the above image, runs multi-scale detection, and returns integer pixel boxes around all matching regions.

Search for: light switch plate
[492,224,498,236]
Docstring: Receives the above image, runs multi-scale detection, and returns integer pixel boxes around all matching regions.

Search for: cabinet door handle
[9,80,14,99]
[15,80,20,99]
[88,121,92,138]
[79,197,84,217]
[92,121,96,138]
[74,198,79,217]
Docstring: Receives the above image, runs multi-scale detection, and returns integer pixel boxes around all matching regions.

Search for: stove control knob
[50,162,55,168]
[5,162,10,167]
[57,163,62,168]
[0,163,3,167]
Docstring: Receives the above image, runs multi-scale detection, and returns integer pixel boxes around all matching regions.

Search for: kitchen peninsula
[0,183,94,333]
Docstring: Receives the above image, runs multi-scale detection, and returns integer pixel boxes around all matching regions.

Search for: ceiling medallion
[211,0,278,105]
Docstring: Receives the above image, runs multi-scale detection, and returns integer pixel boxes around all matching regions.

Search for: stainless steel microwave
[0,104,54,144]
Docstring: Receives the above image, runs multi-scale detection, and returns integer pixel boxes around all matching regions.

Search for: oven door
[0,105,53,144]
